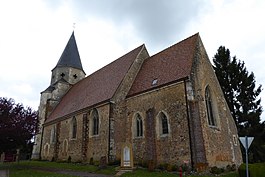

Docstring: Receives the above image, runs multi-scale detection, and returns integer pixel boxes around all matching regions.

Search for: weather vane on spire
[73,23,76,30]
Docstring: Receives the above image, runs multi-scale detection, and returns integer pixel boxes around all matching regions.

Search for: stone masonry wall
[114,82,191,166]
[86,104,110,163]
[190,37,242,168]
[41,104,110,163]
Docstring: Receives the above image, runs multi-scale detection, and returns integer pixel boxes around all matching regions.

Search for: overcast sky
[0,0,264,121]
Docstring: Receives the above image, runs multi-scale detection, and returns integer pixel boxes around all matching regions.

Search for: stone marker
[0,170,9,177]
[120,142,133,170]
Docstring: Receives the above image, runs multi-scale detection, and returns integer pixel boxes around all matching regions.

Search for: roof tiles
[128,33,199,96]
[46,44,145,122]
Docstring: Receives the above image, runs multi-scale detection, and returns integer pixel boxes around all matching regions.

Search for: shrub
[157,163,168,171]
[166,164,173,172]
[226,164,237,172]
[171,164,178,171]
[210,166,224,174]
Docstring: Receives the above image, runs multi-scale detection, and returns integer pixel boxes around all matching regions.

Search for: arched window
[205,86,216,126]
[136,113,143,137]
[92,109,99,135]
[71,116,77,139]
[160,112,169,134]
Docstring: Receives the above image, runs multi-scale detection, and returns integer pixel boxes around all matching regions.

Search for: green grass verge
[239,163,265,177]
[4,161,265,177]
[10,168,76,177]
[0,160,116,176]
[120,168,239,177]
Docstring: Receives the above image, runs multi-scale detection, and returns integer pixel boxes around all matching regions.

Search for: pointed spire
[54,31,84,71]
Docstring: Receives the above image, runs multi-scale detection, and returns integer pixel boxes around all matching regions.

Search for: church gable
[46,44,146,123]
[187,36,242,167]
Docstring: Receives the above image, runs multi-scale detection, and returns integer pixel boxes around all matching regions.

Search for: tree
[213,46,262,132]
[213,46,264,162]
[0,97,38,153]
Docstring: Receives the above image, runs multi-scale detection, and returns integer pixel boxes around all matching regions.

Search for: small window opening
[60,73,65,77]
[92,109,99,135]
[152,79,158,86]
[73,74,77,79]
[161,114,169,134]
[136,114,143,137]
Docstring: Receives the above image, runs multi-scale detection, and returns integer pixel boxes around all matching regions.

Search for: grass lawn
[10,168,76,177]
[0,160,116,176]
[120,168,239,177]
[6,161,265,177]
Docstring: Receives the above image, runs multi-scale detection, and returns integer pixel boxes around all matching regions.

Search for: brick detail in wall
[189,101,207,164]
[145,108,157,164]
[82,114,88,162]
[109,103,115,162]
[54,122,61,161]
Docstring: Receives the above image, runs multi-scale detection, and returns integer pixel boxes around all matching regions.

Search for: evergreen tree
[213,46,262,133]
[213,46,265,162]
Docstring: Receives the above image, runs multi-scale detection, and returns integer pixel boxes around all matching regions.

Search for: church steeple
[54,31,84,71]
[32,31,86,160]
[51,31,86,85]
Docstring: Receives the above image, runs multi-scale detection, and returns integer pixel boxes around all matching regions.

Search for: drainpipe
[184,79,194,170]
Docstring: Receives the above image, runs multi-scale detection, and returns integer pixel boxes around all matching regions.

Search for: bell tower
[51,31,86,85]
[31,31,86,159]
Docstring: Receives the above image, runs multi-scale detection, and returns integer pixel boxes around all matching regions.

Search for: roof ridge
[46,44,145,122]
[127,33,200,96]
[84,44,145,79]
[150,33,199,58]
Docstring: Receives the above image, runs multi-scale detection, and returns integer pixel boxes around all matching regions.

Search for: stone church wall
[57,114,83,162]
[41,124,56,161]
[41,104,110,163]
[114,82,191,166]
[86,104,110,163]
[51,67,85,85]
[190,37,242,167]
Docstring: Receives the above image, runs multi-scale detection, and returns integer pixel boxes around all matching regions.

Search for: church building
[32,32,242,170]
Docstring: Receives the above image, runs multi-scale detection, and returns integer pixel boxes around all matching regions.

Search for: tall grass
[238,163,265,177]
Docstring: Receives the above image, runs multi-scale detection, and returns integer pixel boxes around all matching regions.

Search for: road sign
[239,136,254,177]
[239,137,254,149]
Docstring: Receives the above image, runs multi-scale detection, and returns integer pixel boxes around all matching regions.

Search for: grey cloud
[68,0,204,49]
[42,0,206,52]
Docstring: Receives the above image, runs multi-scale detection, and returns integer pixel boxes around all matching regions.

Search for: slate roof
[46,44,145,123]
[128,33,199,97]
[53,31,84,72]
[42,78,69,93]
